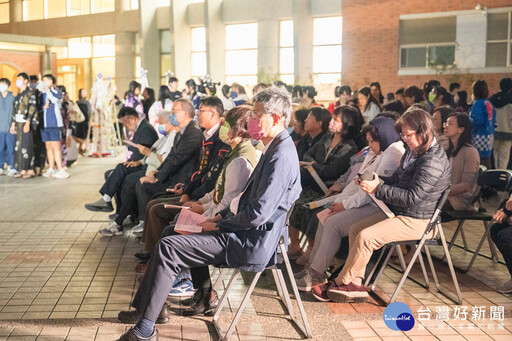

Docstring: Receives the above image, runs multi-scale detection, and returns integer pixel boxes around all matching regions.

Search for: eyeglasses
[400,132,416,141]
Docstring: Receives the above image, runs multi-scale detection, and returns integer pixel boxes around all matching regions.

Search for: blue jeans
[490,222,512,277]
[0,132,15,169]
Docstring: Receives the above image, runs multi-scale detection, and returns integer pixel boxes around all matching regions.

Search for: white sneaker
[42,168,56,178]
[0,168,3,175]
[132,221,144,233]
[498,278,512,294]
[99,222,123,237]
[53,169,70,179]
[7,168,17,176]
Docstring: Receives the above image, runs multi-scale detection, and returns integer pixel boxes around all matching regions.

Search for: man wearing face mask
[85,107,158,219]
[115,87,301,341]
[10,73,37,179]
[133,97,226,234]
[100,110,179,236]
[0,78,15,176]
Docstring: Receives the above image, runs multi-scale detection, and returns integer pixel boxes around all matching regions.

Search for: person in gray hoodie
[491,78,512,169]
[0,78,15,175]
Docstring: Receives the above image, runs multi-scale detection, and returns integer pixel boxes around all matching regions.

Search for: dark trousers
[490,222,512,276]
[14,123,33,171]
[0,132,15,168]
[32,127,46,169]
[142,196,181,252]
[136,182,169,220]
[115,168,146,226]
[100,163,143,200]
[132,232,229,321]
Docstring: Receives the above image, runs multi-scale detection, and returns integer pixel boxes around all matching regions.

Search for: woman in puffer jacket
[311,107,451,304]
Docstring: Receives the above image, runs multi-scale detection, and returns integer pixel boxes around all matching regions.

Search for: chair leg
[388,239,427,304]
[459,226,469,250]
[443,219,465,262]
[395,244,407,271]
[280,243,313,339]
[274,268,296,319]
[370,245,394,291]
[486,227,499,262]
[417,249,430,289]
[364,246,387,287]
[436,225,463,305]
[213,269,240,321]
[423,245,440,289]
[465,221,492,273]
[212,268,230,292]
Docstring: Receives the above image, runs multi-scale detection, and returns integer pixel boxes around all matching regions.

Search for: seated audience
[328,85,352,114]
[370,82,385,104]
[148,86,173,133]
[311,107,450,303]
[432,106,455,151]
[288,105,360,260]
[230,83,250,106]
[296,107,332,160]
[382,100,405,116]
[115,87,302,341]
[303,86,320,107]
[294,116,405,291]
[290,108,308,144]
[403,85,424,109]
[431,86,454,109]
[443,113,480,211]
[454,90,469,113]
[84,107,158,214]
[357,86,381,122]
[490,195,512,294]
[469,80,495,169]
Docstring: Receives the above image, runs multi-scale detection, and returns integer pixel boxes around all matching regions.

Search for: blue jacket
[0,91,15,133]
[43,87,63,128]
[469,99,496,159]
[217,130,302,272]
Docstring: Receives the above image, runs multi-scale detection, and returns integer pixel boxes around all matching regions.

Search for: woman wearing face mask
[294,116,405,291]
[104,110,180,233]
[148,86,174,135]
[287,105,361,261]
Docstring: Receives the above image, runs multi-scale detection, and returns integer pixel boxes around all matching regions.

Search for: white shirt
[203,123,220,141]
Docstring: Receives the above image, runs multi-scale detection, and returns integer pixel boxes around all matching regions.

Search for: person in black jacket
[135,99,203,225]
[311,107,451,304]
[85,107,158,213]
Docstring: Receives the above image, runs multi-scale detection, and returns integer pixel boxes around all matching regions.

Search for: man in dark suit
[115,87,301,341]
[135,98,203,223]
[84,107,158,218]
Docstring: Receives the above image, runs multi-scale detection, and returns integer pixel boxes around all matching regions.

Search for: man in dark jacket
[491,77,512,169]
[85,107,158,213]
[135,99,203,223]
[115,86,301,341]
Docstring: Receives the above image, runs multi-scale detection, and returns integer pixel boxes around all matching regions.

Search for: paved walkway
[0,154,511,340]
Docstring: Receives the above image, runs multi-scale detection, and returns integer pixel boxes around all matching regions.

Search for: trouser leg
[142,203,182,253]
[100,163,142,198]
[137,182,167,221]
[490,222,512,276]
[132,232,229,321]
[115,169,146,226]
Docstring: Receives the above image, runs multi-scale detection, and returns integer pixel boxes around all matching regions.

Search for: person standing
[0,78,15,175]
[10,73,37,179]
[73,88,90,156]
[40,74,69,179]
[469,80,496,169]
[491,78,512,169]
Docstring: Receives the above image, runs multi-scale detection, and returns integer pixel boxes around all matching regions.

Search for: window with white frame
[0,0,10,24]
[160,30,172,84]
[191,27,207,78]
[130,0,138,10]
[22,0,114,20]
[279,20,294,84]
[313,16,342,84]
[225,23,258,86]
[158,0,170,6]
[486,12,512,67]
[399,16,456,69]
[134,33,141,82]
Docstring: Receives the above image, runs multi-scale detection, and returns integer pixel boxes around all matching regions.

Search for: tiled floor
[0,153,512,340]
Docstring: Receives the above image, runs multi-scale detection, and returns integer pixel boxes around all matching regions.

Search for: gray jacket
[0,91,15,133]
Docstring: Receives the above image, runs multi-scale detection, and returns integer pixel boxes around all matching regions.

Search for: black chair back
[478,169,512,192]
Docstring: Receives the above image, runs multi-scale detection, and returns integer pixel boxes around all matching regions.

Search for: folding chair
[212,236,312,341]
[443,169,512,272]
[365,188,463,306]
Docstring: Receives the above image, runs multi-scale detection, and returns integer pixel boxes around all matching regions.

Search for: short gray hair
[252,86,292,127]
[173,98,195,118]
[157,109,171,121]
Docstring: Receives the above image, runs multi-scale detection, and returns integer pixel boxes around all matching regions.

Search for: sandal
[22,172,35,179]
[13,172,25,178]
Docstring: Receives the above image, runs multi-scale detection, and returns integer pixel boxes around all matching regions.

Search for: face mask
[157,124,168,136]
[429,93,436,103]
[329,119,342,134]
[0,84,7,93]
[169,113,180,127]
[16,79,24,89]
[218,123,231,144]
[29,83,37,90]
[230,91,237,99]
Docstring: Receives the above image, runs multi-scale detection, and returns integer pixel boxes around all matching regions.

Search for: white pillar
[139,0,160,88]
[258,19,280,80]
[115,31,134,95]
[292,0,313,84]
[205,0,225,83]
[170,0,191,84]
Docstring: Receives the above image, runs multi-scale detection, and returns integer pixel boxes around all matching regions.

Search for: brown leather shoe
[116,328,158,341]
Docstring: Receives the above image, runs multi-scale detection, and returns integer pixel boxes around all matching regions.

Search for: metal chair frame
[211,236,312,341]
[365,188,463,306]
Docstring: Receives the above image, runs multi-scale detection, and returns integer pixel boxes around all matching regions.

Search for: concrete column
[170,0,191,84]
[115,31,134,95]
[139,0,160,88]
[41,45,52,74]
[116,0,131,12]
[205,0,225,83]
[292,0,313,84]
[10,0,22,31]
[258,19,280,80]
